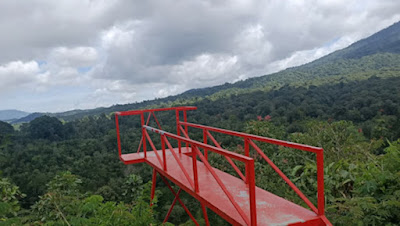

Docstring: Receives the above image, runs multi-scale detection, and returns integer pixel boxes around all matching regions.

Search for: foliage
[30,171,156,225]
[1,32,400,224]
[25,115,65,141]
[0,176,24,225]
[245,120,400,225]
[0,121,14,136]
[328,140,400,225]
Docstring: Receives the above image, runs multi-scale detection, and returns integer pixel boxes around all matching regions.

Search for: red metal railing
[115,106,331,225]
[115,106,197,159]
[178,121,325,216]
[144,125,257,226]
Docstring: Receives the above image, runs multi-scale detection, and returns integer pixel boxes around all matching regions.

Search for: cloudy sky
[1,0,400,113]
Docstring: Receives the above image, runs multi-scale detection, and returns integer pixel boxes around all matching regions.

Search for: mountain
[323,20,400,60]
[66,21,400,118]
[2,22,400,226]
[0,110,30,121]
[11,112,44,124]
[8,21,400,123]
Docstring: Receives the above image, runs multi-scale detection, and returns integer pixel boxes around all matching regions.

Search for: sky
[1,0,400,113]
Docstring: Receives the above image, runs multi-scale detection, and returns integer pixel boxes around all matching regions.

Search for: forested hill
[319,20,400,61]
[1,22,400,225]
[1,76,400,225]
[41,20,400,121]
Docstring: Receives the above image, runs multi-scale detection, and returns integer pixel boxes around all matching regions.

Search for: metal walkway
[115,106,332,225]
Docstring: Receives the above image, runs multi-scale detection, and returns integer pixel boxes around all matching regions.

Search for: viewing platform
[115,106,332,225]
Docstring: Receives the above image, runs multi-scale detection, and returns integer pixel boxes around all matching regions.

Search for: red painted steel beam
[160,175,199,226]
[161,134,167,171]
[320,215,332,226]
[176,110,182,153]
[206,130,247,182]
[183,110,189,149]
[163,189,183,223]
[144,155,250,225]
[146,112,151,125]
[192,147,199,193]
[141,113,147,158]
[116,107,331,225]
[192,146,250,225]
[136,113,152,153]
[244,138,250,184]
[163,136,195,189]
[317,151,325,216]
[247,159,257,226]
[177,125,248,184]
[144,130,164,167]
[201,204,210,226]
[144,125,252,163]
[145,123,253,224]
[116,106,197,116]
[203,129,208,160]
[248,139,319,214]
[152,112,162,129]
[179,121,323,153]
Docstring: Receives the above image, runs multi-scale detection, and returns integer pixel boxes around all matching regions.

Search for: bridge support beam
[151,171,199,226]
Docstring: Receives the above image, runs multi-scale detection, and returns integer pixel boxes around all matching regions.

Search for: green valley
[1,21,400,225]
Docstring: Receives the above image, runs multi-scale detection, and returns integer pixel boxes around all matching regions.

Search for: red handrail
[116,106,197,116]
[143,125,256,225]
[178,121,325,216]
[144,125,252,162]
[115,106,329,225]
[179,121,323,153]
[179,125,247,182]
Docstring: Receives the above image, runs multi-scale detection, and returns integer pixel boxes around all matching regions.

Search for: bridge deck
[121,148,322,225]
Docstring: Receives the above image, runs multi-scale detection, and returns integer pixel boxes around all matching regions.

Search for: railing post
[244,138,249,184]
[317,150,325,216]
[161,134,167,171]
[141,113,147,158]
[248,159,257,226]
[192,145,199,193]
[115,114,122,158]
[176,110,181,154]
[203,129,208,160]
[184,110,189,149]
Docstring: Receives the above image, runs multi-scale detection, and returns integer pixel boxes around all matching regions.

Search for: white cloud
[235,24,273,66]
[0,0,400,112]
[0,61,40,92]
[50,47,98,68]
[172,53,239,87]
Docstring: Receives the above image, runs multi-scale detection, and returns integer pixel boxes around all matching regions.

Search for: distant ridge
[7,21,400,123]
[11,112,44,124]
[0,110,30,121]
[307,21,400,65]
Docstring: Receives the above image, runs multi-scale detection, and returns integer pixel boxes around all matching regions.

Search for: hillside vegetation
[1,22,400,225]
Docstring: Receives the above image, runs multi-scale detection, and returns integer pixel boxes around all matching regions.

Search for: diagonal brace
[160,175,199,226]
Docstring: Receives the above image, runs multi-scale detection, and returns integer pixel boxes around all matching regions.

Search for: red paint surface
[122,148,320,225]
[115,107,332,225]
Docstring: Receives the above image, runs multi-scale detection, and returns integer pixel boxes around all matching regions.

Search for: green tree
[31,171,157,225]
[27,116,64,141]
[0,176,25,224]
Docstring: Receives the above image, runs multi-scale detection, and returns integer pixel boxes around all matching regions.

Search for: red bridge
[115,106,332,225]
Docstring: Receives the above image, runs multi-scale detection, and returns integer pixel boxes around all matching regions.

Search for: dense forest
[1,21,400,225]
[1,75,400,225]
